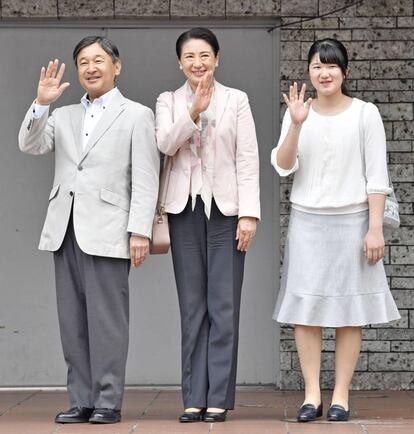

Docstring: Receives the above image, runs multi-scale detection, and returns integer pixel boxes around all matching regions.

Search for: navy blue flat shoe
[327,404,350,421]
[297,403,323,422]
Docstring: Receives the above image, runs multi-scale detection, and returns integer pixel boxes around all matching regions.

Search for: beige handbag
[149,155,172,254]
[150,92,174,254]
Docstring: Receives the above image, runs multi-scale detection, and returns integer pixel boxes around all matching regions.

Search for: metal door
[0,23,280,386]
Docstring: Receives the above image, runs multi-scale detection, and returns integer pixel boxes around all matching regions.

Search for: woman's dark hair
[307,38,350,96]
[73,36,120,66]
[176,27,220,58]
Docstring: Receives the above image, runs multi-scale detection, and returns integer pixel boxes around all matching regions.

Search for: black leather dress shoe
[327,404,350,421]
[179,409,206,422]
[204,409,228,422]
[89,408,121,424]
[55,406,94,423]
[297,403,323,422]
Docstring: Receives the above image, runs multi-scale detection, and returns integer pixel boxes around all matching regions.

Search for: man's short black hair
[73,36,120,66]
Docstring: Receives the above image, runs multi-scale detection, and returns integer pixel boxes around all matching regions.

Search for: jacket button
[77,165,83,171]
[69,191,74,196]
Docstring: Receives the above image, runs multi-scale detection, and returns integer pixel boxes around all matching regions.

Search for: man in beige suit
[18,36,159,424]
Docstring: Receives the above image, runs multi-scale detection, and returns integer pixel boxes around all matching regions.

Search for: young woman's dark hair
[307,38,350,96]
[73,35,120,66]
[176,27,220,58]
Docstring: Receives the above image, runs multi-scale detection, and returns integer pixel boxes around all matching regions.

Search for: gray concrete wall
[0,24,278,387]
[1,0,413,390]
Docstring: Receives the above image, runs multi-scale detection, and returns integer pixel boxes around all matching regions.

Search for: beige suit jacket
[18,89,159,259]
[155,81,260,219]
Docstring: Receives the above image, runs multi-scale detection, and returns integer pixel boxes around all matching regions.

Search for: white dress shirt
[34,87,118,152]
[271,98,392,214]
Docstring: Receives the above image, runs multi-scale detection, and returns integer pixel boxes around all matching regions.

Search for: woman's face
[308,52,346,97]
[179,38,218,89]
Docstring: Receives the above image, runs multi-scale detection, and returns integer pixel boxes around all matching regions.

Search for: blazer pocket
[49,184,60,201]
[100,188,130,212]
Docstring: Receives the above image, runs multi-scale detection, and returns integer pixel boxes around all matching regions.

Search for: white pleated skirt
[273,209,400,327]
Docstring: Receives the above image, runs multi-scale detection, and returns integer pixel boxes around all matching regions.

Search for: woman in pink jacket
[156,27,260,423]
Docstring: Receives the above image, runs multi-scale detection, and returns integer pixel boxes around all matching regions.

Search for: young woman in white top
[271,39,400,423]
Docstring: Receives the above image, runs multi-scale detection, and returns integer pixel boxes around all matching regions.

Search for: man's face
[76,42,121,100]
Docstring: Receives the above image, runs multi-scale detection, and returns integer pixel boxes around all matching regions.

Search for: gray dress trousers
[54,212,130,410]
[169,197,246,410]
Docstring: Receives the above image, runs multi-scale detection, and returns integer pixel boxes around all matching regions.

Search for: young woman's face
[308,53,346,97]
[179,38,218,88]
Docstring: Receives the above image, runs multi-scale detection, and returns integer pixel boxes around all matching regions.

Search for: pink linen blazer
[155,81,260,220]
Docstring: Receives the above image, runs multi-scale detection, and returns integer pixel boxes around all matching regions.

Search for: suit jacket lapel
[214,81,230,128]
[70,104,85,159]
[80,89,126,162]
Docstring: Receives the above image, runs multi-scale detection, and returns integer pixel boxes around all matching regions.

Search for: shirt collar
[81,87,118,109]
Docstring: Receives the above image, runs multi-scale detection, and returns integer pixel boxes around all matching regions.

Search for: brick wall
[3,0,413,390]
[277,0,414,391]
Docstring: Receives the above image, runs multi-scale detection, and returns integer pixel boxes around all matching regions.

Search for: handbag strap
[358,102,393,192]
[157,92,174,210]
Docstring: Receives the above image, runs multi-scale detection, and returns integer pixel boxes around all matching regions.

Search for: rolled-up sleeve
[363,103,392,195]
[270,109,299,177]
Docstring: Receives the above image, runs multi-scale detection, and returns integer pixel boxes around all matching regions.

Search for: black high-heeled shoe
[204,409,228,422]
[327,404,350,421]
[179,408,206,423]
[297,403,323,422]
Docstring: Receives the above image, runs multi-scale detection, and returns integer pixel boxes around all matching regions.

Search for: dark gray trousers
[53,213,130,410]
[169,197,246,410]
